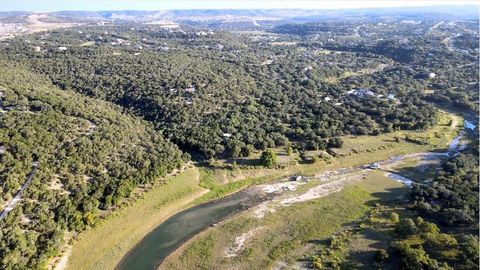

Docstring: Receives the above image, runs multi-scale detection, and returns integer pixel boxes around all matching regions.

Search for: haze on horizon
[0,0,478,12]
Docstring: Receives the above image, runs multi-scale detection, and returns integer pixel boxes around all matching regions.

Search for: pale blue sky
[0,0,477,12]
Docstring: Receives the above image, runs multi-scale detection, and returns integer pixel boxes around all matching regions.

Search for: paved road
[0,164,38,219]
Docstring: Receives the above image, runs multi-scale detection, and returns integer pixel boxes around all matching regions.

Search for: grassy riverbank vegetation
[161,172,407,269]
[66,168,207,270]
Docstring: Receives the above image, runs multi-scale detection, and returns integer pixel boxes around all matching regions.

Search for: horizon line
[1,0,479,13]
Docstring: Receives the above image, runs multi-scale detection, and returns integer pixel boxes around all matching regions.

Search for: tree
[458,235,479,269]
[260,149,277,168]
[231,160,239,171]
[424,233,458,249]
[327,137,343,148]
[395,218,418,236]
[390,212,400,223]
[392,241,441,270]
[419,221,439,234]
[241,145,254,157]
[286,146,293,156]
[374,249,389,264]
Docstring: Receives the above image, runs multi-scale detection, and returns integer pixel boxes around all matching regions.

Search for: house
[222,133,232,138]
[196,31,213,36]
[57,46,67,51]
[428,72,436,79]
[387,94,395,100]
[347,88,375,97]
[324,97,331,101]
[185,86,196,93]
[356,88,375,97]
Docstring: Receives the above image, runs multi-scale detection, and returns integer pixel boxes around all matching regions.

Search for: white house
[185,86,196,93]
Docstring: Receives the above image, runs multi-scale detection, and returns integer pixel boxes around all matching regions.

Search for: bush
[390,212,400,223]
[260,149,277,168]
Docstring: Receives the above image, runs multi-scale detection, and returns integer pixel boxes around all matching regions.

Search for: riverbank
[65,168,208,270]
[157,110,465,269]
[64,110,463,270]
[160,172,408,269]
[159,140,467,269]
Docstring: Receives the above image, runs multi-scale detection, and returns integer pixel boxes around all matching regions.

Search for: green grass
[333,111,461,157]
[161,171,406,270]
[67,168,207,270]
[179,234,216,270]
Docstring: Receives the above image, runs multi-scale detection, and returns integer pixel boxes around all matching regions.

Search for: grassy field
[66,168,207,270]
[161,171,407,270]
[333,110,461,157]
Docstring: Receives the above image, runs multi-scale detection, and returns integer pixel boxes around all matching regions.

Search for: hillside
[0,60,186,269]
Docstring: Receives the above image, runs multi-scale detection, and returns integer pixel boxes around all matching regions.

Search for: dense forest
[0,60,186,269]
[0,24,440,158]
[389,151,480,270]
[412,153,479,226]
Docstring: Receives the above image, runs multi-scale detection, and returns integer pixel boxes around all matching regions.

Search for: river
[117,122,474,270]
[115,189,269,270]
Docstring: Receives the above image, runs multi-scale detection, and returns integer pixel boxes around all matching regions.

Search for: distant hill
[1,5,478,25]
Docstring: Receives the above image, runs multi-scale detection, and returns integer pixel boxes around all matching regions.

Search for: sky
[0,0,478,12]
